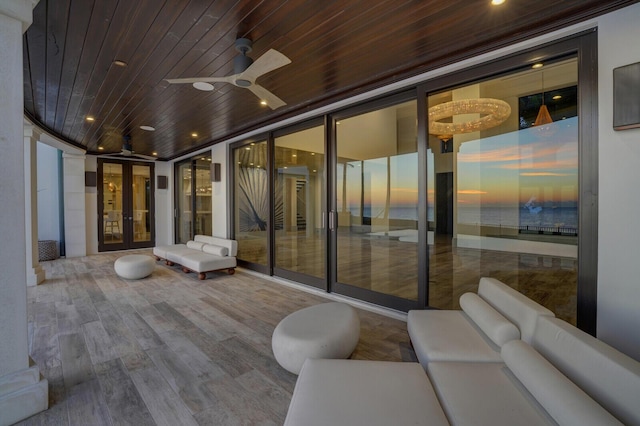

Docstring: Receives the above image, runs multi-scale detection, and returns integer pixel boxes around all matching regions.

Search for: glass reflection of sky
[458,117,578,207]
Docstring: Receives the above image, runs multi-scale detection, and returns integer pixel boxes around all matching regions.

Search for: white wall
[596,3,640,361]
[36,142,60,243]
[154,161,173,246]
[211,143,228,238]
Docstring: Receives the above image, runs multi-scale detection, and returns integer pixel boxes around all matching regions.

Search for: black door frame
[97,158,155,252]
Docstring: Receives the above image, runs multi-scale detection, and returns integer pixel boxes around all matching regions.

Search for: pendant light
[534,71,553,126]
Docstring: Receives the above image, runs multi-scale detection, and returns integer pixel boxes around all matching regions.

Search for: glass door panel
[194,158,212,236]
[426,58,579,324]
[234,141,269,268]
[175,156,212,243]
[102,163,124,246]
[132,164,152,244]
[176,161,192,243]
[274,125,326,285]
[334,100,419,302]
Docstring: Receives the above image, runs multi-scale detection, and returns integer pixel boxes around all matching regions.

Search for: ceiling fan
[101,135,156,161]
[165,38,291,109]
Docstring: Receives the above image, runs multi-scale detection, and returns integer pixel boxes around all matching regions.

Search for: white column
[0,1,48,425]
[24,122,45,286]
[63,152,87,257]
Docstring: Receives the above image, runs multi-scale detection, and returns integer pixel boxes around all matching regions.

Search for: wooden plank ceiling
[23,0,636,160]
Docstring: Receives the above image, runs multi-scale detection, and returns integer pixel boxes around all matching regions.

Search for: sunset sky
[338,117,578,210]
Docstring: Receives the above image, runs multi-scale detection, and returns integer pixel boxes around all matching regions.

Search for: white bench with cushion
[153,235,237,280]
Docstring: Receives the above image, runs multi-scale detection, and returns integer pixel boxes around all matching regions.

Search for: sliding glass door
[175,156,213,243]
[332,97,421,310]
[273,122,326,288]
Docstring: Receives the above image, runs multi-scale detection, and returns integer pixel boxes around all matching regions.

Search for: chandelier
[428,98,511,141]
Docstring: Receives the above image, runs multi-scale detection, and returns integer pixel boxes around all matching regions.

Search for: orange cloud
[458,190,487,194]
[520,172,574,176]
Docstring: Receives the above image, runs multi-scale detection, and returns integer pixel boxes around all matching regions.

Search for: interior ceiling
[23,0,636,161]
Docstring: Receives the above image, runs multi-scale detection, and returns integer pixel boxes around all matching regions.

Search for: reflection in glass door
[175,156,212,243]
[233,140,269,271]
[274,124,326,287]
[333,99,419,308]
[426,58,579,325]
[99,160,154,251]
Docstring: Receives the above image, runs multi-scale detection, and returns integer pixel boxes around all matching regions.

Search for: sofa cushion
[427,361,555,425]
[477,277,554,343]
[186,240,206,251]
[459,292,520,347]
[284,359,448,426]
[531,316,640,425]
[202,244,229,257]
[153,243,187,259]
[194,235,238,257]
[179,250,236,272]
[502,340,621,425]
[408,310,503,367]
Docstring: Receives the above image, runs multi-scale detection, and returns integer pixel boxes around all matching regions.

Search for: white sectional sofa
[153,235,237,280]
[284,278,640,426]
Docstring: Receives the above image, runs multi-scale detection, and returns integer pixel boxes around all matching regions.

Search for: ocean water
[354,205,578,229]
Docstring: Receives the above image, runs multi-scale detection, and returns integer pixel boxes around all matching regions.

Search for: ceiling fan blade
[238,49,291,83]
[132,154,157,161]
[248,84,287,110]
[165,75,235,84]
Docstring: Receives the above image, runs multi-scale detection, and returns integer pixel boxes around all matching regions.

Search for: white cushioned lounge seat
[114,254,155,280]
[408,277,554,366]
[284,359,448,426]
[272,302,360,374]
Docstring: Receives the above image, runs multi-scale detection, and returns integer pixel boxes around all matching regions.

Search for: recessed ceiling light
[292,154,297,157]
[98,146,104,151]
[532,62,544,69]
[113,59,127,67]
[86,116,95,122]
[152,152,158,156]
[552,95,562,100]
[140,125,155,131]
[491,0,505,5]
[311,152,315,156]
[193,82,214,91]
[245,147,251,150]
[260,100,268,106]
[191,133,198,137]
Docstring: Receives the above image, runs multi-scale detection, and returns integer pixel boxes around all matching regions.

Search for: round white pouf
[114,254,155,280]
[272,302,360,374]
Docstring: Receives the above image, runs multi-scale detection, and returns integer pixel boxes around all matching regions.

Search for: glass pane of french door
[335,100,419,300]
[132,164,152,244]
[274,125,326,281]
[234,140,269,266]
[102,162,124,245]
[427,58,579,325]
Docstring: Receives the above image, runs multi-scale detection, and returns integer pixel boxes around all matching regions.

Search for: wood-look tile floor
[19,250,415,426]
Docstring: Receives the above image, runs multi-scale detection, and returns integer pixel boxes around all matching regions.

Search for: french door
[98,159,155,251]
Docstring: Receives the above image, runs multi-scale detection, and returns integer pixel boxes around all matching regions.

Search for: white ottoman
[114,254,155,279]
[272,302,360,374]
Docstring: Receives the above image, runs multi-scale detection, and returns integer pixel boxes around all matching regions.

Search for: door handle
[329,210,335,230]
